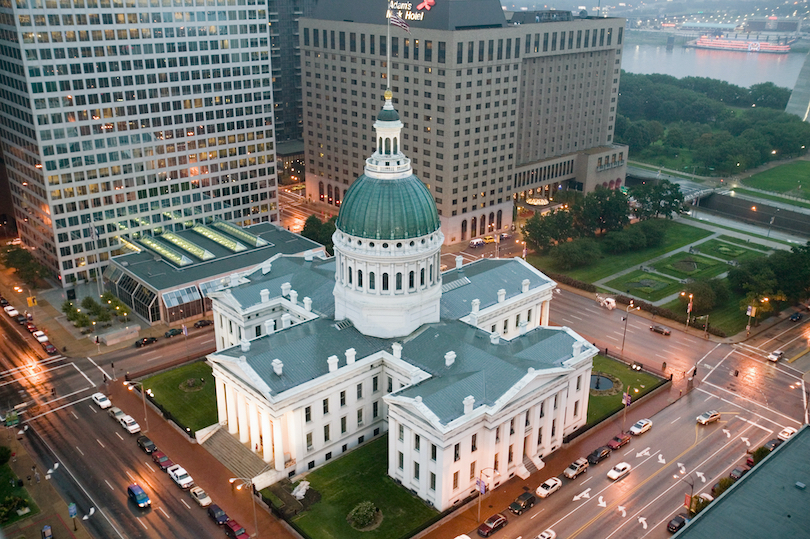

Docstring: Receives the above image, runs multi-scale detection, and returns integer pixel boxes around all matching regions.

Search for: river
[620,42,807,90]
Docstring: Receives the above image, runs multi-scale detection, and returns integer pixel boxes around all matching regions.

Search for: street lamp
[476,467,500,523]
[767,209,779,238]
[746,297,767,336]
[123,381,150,433]
[680,292,694,330]
[675,471,695,515]
[620,301,640,358]
[229,477,260,538]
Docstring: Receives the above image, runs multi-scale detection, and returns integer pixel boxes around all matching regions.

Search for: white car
[167,464,194,489]
[767,350,784,362]
[536,530,557,539]
[119,415,141,434]
[91,392,112,409]
[629,419,652,435]
[4,306,19,317]
[32,330,49,343]
[777,426,797,441]
[535,477,563,498]
[607,462,632,481]
[189,486,212,507]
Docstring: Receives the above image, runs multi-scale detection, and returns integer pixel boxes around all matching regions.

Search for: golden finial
[384,89,393,100]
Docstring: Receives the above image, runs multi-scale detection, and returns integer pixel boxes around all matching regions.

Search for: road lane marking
[144,462,155,473]
[137,517,147,530]
[605,335,619,342]
[569,315,583,321]
[23,394,96,422]
[180,499,190,509]
[201,338,215,344]
[72,363,95,386]
[115,432,123,441]
[104,480,114,491]
[696,385,801,425]
[670,416,681,424]
[158,506,170,519]
[71,411,78,419]
[86,356,111,380]
[655,354,668,359]
[561,318,574,325]
[75,446,84,456]
[88,405,97,413]
[125,471,135,482]
[97,439,105,448]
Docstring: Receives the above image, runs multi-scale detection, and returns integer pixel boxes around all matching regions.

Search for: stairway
[201,426,271,479]
[523,455,539,475]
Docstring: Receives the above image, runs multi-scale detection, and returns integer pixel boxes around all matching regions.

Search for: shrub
[750,446,770,465]
[0,446,10,466]
[347,501,377,528]
[613,295,726,338]
[637,219,668,248]
[0,496,28,523]
[543,271,597,293]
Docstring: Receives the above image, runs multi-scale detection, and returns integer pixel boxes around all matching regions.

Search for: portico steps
[201,425,272,481]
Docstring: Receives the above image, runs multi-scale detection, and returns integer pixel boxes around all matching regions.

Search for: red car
[224,520,250,539]
[151,451,174,471]
[26,322,37,332]
[477,513,508,537]
[607,433,631,450]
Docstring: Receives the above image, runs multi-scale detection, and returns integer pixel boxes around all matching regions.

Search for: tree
[1,246,46,287]
[679,278,728,313]
[713,477,736,498]
[664,127,684,148]
[522,209,574,253]
[623,122,653,153]
[750,446,770,465]
[576,189,629,236]
[550,238,600,270]
[301,215,337,255]
[636,218,668,248]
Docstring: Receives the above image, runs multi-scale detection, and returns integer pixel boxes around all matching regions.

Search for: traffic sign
[68,503,77,518]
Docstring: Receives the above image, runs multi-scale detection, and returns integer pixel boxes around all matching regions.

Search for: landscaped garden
[604,270,681,302]
[141,361,217,432]
[693,239,765,261]
[587,355,665,425]
[0,448,37,526]
[652,252,726,281]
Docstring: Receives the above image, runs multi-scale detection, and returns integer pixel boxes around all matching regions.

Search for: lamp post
[766,209,779,238]
[477,467,500,523]
[676,471,695,515]
[746,297,768,336]
[123,381,149,433]
[620,301,640,358]
[681,292,693,330]
[229,477,260,538]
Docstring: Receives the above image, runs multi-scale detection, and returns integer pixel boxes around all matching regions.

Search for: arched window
[378,137,382,151]
[420,268,425,286]
[348,266,353,285]
[335,188,341,206]
[369,272,376,290]
[409,270,415,289]
[496,209,503,230]
[429,265,433,282]
[396,272,402,290]
[327,184,333,203]
[358,270,363,288]
[480,217,486,235]
[488,212,495,230]
[319,181,325,200]
[382,273,389,291]
[385,138,391,154]
[393,137,398,154]
[471,217,477,237]
[461,219,467,241]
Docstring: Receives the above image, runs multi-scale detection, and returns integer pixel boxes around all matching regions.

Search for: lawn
[741,161,810,198]
[717,235,775,252]
[0,461,38,526]
[587,355,664,425]
[730,188,810,211]
[604,270,682,302]
[142,361,218,432]
[680,216,794,247]
[661,289,749,337]
[652,252,727,281]
[694,239,766,261]
[527,220,713,283]
[290,435,438,539]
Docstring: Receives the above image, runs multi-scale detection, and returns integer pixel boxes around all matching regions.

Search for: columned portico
[261,412,273,462]
[542,300,550,326]
[237,392,249,444]
[216,378,227,425]
[226,383,238,434]
[248,399,261,453]
[273,416,285,470]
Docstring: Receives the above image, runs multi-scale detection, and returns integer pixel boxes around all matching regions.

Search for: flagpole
[386,6,391,90]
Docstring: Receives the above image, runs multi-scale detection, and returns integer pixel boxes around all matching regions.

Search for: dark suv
[508,492,535,515]
[587,446,612,465]
[135,337,158,348]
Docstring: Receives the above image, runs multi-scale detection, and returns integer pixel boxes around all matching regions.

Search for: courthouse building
[206,91,597,510]
[0,0,279,285]
[301,0,628,245]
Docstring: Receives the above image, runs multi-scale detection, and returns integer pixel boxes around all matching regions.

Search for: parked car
[587,446,612,465]
[26,322,36,332]
[134,337,158,348]
[207,503,229,524]
[649,325,671,336]
[778,426,798,441]
[119,415,141,434]
[563,458,589,479]
[151,451,174,471]
[189,486,212,507]
[164,328,182,338]
[32,330,49,343]
[508,492,535,515]
[477,513,508,537]
[789,312,803,322]
[91,393,112,409]
[224,520,250,539]
[729,466,749,480]
[629,419,653,435]
[764,438,783,451]
[136,435,156,454]
[535,477,562,498]
[696,410,720,425]
[607,462,632,481]
[0,298,8,306]
[3,306,18,317]
[15,315,26,324]
[108,406,125,421]
[194,319,213,328]
[767,350,784,362]
[167,464,194,489]
[667,513,688,533]
[607,433,631,450]
[43,343,59,355]
[127,484,151,508]
[469,238,485,248]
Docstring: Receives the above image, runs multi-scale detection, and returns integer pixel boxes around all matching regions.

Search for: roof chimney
[327,355,339,373]
[240,338,250,352]
[445,351,456,367]
[455,255,463,270]
[392,342,402,359]
[229,273,239,287]
[261,261,272,275]
[490,332,500,344]
[303,297,312,312]
[346,348,356,364]
[463,395,475,414]
[498,289,506,303]
[471,299,480,314]
[260,288,270,303]
[264,319,275,335]
[281,313,293,328]
[272,359,283,376]
[519,320,528,335]
[573,341,583,356]
[522,279,530,293]
[281,282,291,296]
[289,290,298,306]
[304,251,313,262]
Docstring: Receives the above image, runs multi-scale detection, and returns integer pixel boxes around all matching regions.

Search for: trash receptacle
[41,525,53,539]
[16,479,23,488]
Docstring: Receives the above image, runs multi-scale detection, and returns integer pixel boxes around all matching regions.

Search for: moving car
[767,350,784,362]
[667,513,688,533]
[164,328,183,338]
[189,486,212,507]
[482,235,496,244]
[194,319,213,328]
[649,325,671,336]
[224,520,250,539]
[91,393,112,409]
[607,462,632,481]
[607,433,631,450]
[136,435,156,454]
[469,238,485,248]
[536,531,556,539]
[508,492,535,515]
[729,466,749,480]
[32,330,49,343]
[789,312,803,322]
[119,415,141,434]
[587,446,611,465]
[134,337,158,348]
[696,410,721,425]
[167,464,194,489]
[207,503,229,524]
[108,407,125,421]
[477,513,507,537]
[127,484,151,508]
[152,451,174,471]
[629,419,653,435]
[535,477,562,498]
[778,426,798,441]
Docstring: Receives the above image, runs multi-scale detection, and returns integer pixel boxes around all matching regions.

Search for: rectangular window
[471,434,477,452]
[306,432,313,450]
[399,424,404,441]
[373,401,379,418]
[554,395,558,410]
[574,400,580,418]
[453,471,459,490]
[537,427,543,445]
[398,451,404,469]
[324,424,330,442]
[494,453,499,471]
[414,462,420,480]
[551,419,557,437]
[387,377,393,392]
[323,398,329,415]
[340,390,346,406]
[540,402,545,418]
[454,443,460,462]
[305,406,311,423]
[357,383,363,399]
[373,376,378,392]
[431,444,437,461]
[357,408,363,426]
[576,375,581,391]
[414,434,421,451]
[430,472,436,490]
[508,444,513,463]
[341,416,347,433]
[470,461,476,480]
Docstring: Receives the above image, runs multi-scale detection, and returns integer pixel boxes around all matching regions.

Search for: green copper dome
[377,107,400,122]
[336,173,441,240]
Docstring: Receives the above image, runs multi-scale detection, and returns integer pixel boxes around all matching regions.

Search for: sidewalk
[1,430,94,539]
[420,380,687,539]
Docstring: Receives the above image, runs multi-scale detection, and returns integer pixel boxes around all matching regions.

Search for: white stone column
[541,300,550,327]
[237,392,249,444]
[261,411,273,463]
[226,383,238,434]
[273,416,285,470]
[216,377,228,425]
[248,399,260,453]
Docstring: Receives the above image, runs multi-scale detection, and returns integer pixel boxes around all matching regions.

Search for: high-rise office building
[301,0,628,244]
[0,0,279,285]
[268,0,316,141]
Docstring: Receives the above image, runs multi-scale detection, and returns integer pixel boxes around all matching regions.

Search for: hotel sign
[387,0,435,22]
